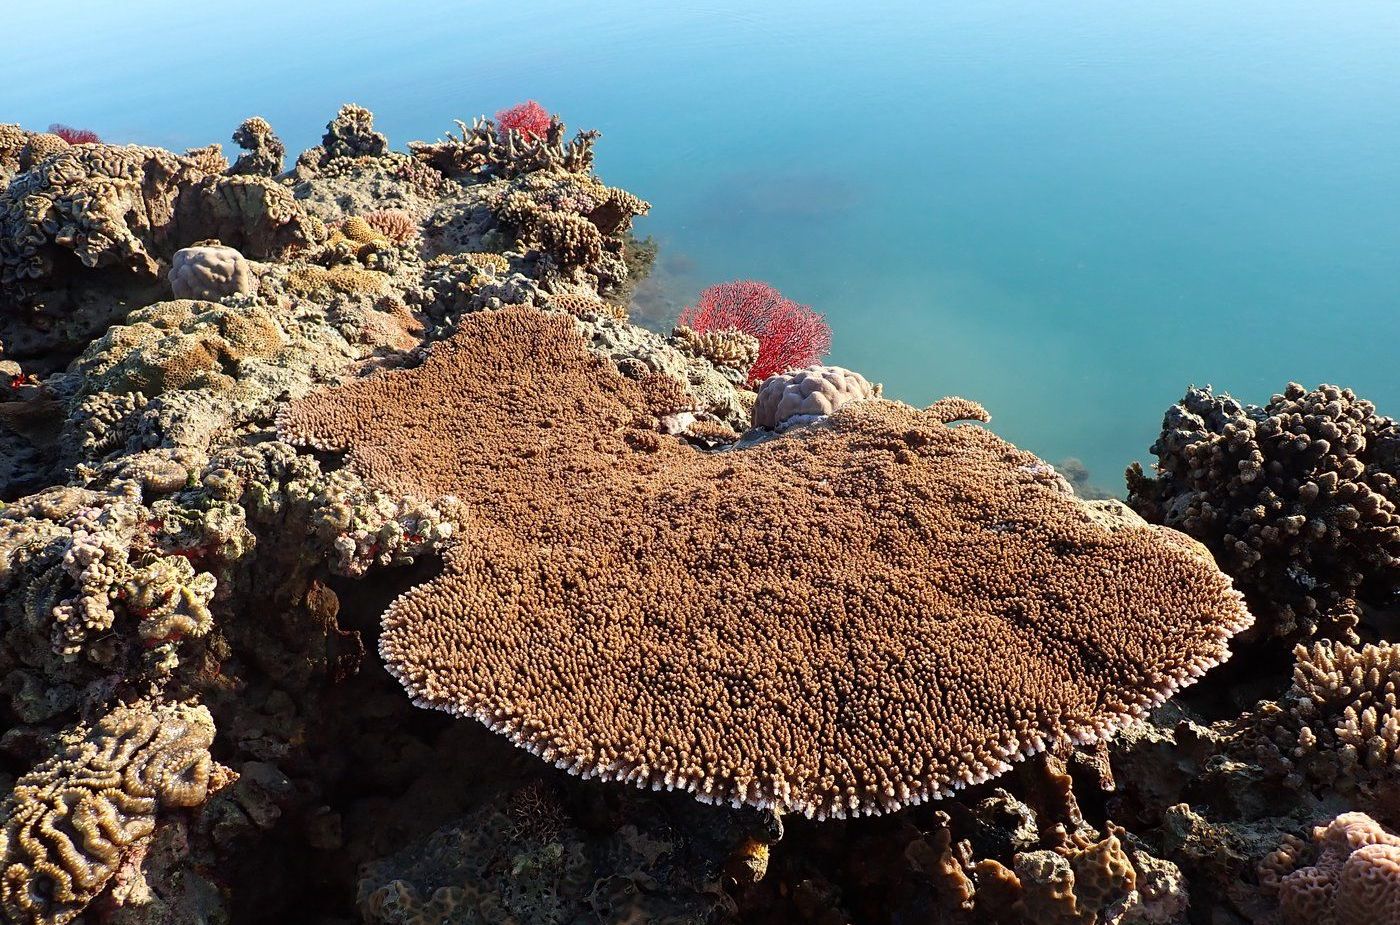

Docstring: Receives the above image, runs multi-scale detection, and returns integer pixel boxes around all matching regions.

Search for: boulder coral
[1128,383,1400,641]
[279,305,1253,820]
[168,244,257,301]
[752,364,882,431]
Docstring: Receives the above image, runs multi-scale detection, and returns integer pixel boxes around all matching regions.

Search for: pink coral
[678,281,833,386]
[47,123,100,144]
[495,100,552,141]
[1273,813,1400,925]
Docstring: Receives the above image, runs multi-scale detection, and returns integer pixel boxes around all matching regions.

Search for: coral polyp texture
[0,700,217,925]
[679,280,834,385]
[1128,382,1400,641]
[5,98,1389,922]
[279,305,1252,819]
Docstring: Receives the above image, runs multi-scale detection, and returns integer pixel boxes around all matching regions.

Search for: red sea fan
[679,281,833,385]
[48,123,100,144]
[495,101,551,142]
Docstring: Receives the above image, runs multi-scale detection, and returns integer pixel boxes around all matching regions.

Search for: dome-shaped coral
[752,365,881,431]
[168,244,256,301]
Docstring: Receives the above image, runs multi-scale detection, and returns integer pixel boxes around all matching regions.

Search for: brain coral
[168,244,256,301]
[1263,812,1400,925]
[278,306,1252,819]
[752,365,882,431]
[1128,383,1400,641]
[0,700,217,925]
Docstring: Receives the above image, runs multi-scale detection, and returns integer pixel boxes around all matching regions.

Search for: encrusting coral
[1128,383,1400,641]
[0,700,220,925]
[751,364,882,431]
[279,305,1253,820]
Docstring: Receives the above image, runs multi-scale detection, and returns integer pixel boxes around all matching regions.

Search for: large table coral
[279,306,1253,820]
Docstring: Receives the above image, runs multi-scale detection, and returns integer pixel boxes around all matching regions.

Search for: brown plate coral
[279,306,1253,820]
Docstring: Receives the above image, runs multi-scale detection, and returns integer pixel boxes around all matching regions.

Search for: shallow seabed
[10,0,1399,489]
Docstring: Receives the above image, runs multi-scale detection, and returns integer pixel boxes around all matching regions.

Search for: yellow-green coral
[285,265,389,297]
[550,292,627,322]
[72,300,285,398]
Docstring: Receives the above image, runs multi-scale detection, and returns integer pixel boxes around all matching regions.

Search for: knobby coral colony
[2,99,1392,924]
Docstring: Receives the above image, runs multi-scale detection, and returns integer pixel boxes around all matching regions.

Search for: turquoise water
[9,1,1400,492]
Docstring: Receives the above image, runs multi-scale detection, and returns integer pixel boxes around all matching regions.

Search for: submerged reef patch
[280,305,1253,819]
[2,97,1386,923]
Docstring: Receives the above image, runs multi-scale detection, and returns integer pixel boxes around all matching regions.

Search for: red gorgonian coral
[495,100,552,142]
[679,281,833,385]
[48,123,100,144]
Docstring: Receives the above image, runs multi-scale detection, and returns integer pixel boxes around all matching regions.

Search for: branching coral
[1128,383,1400,641]
[679,281,834,385]
[228,116,285,177]
[752,364,882,431]
[1249,641,1400,811]
[364,209,418,245]
[549,291,626,321]
[181,142,229,176]
[321,104,389,160]
[672,324,760,381]
[409,115,600,180]
[279,306,1252,820]
[0,700,218,925]
[484,170,648,293]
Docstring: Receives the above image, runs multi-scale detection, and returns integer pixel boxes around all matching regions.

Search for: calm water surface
[8,1,1399,492]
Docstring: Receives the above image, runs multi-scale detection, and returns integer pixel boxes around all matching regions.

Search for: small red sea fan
[495,101,551,142]
[679,281,833,385]
[48,123,100,144]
